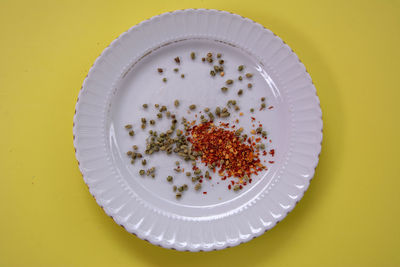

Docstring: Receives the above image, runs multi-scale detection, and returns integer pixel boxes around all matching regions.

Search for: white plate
[73,9,322,251]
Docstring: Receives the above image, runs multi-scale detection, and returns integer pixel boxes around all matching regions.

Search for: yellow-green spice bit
[186,172,191,177]
[174,100,180,107]
[129,130,135,136]
[167,176,173,182]
[238,65,244,71]
[142,104,148,108]
[191,52,195,60]
[155,104,159,108]
[141,118,146,123]
[195,183,202,191]
[233,184,241,191]
[132,145,138,150]
[210,70,216,76]
[157,113,162,118]
[221,87,228,92]
[261,103,266,109]
[245,73,253,78]
[250,108,255,113]
[217,53,222,58]
[162,77,167,82]
[238,89,243,96]
[173,185,177,192]
[173,68,179,72]
[226,79,233,85]
[150,120,155,125]
[125,124,132,129]
[207,52,212,58]
[261,97,266,101]
[174,57,180,64]
[189,104,196,110]
[127,151,133,156]
[219,59,224,65]
[139,170,145,176]
[142,159,147,166]
[204,107,210,112]
[238,76,243,81]
[176,193,182,199]
[181,74,185,78]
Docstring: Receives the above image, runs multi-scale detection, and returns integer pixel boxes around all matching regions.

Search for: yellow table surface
[1,0,399,266]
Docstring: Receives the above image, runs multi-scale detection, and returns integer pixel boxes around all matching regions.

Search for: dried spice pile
[187,122,265,187]
[124,51,275,199]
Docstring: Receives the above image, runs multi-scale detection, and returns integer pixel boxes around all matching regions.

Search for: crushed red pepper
[186,122,265,185]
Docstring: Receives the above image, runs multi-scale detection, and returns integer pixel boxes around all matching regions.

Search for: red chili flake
[269,149,275,156]
[249,179,252,183]
[251,117,256,121]
[231,180,235,185]
[263,151,267,156]
[199,180,203,183]
[187,121,265,186]
[268,106,274,109]
[228,184,232,190]
[203,192,207,194]
[269,161,274,164]
[269,140,272,143]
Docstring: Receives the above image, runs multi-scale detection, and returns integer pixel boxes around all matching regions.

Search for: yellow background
[1,0,399,266]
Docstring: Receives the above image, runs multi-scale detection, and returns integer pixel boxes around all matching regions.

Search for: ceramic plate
[73,9,322,251]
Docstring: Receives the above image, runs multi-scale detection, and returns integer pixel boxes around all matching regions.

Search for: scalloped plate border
[73,9,322,251]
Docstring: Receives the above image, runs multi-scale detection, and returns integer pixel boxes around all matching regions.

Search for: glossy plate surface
[73,9,322,251]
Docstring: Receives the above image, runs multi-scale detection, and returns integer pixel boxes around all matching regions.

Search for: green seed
[205,171,210,178]
[143,103,148,108]
[214,65,220,72]
[261,103,266,109]
[207,57,213,63]
[166,111,171,118]
[183,184,188,190]
[233,184,241,191]
[142,159,147,166]
[174,100,180,107]
[139,170,145,175]
[195,183,202,191]
[260,143,266,149]
[250,108,254,113]
[217,53,222,58]
[256,127,263,133]
[238,65,244,71]
[248,83,252,88]
[127,151,133,156]
[219,59,224,65]
[150,120,155,125]
[204,107,210,112]
[226,79,233,85]
[207,52,212,58]
[174,68,179,72]
[191,52,195,60]
[132,145,138,150]
[125,124,132,129]
[174,57,180,64]
[262,131,267,137]
[261,97,266,102]
[160,105,167,112]
[129,130,135,136]
[175,161,180,166]
[221,87,228,92]
[202,57,206,62]
[220,112,230,118]
[173,185,177,192]
[189,104,196,110]
[194,169,201,175]
[245,73,253,78]
[167,175,173,182]
[131,159,135,164]
[238,76,243,81]
[186,172,191,177]
[234,106,240,111]
[176,193,182,199]
[210,70,216,76]
[178,186,184,192]
[181,74,185,78]
[215,107,221,116]
[238,89,243,96]
[162,77,167,82]
[155,104,159,108]
[137,153,142,158]
[157,113,162,118]
[141,118,146,123]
